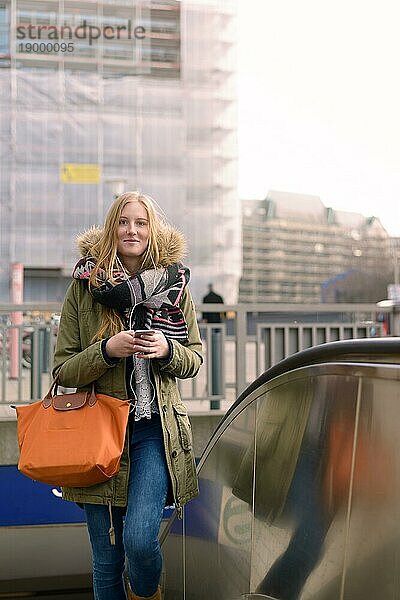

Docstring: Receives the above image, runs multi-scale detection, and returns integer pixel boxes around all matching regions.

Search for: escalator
[161,338,400,600]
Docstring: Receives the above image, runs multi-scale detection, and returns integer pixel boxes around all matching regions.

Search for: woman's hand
[105,331,137,358]
[133,330,170,359]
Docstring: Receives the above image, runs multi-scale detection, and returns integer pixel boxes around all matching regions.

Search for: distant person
[202,283,225,323]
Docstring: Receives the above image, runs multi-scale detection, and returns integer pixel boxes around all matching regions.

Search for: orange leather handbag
[15,380,130,487]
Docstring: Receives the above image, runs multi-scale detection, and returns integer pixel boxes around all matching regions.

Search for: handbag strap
[42,379,97,409]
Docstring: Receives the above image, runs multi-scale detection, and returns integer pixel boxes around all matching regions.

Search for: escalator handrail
[161,339,400,545]
[199,338,400,464]
[225,336,400,422]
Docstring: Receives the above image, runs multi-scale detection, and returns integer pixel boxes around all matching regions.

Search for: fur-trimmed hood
[76,223,186,268]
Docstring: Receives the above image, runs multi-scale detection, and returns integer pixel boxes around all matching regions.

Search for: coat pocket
[172,404,193,451]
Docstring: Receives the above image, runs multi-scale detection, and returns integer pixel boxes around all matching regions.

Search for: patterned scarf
[72,257,190,341]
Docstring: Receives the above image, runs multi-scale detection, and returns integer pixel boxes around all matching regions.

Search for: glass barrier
[163,362,399,600]
[162,402,257,599]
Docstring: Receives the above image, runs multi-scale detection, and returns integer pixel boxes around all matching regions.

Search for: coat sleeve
[158,287,203,379]
[52,281,118,388]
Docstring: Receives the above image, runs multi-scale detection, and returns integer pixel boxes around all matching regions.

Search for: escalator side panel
[163,363,400,600]
[181,403,257,600]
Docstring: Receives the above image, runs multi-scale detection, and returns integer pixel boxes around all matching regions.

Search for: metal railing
[0,302,391,407]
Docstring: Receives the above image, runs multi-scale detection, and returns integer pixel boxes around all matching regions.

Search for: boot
[126,583,161,600]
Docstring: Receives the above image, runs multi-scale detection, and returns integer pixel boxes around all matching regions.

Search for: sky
[237,0,400,235]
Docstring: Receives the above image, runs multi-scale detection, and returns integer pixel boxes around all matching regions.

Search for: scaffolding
[0,0,240,303]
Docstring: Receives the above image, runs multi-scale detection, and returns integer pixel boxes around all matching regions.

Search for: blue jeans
[84,415,170,599]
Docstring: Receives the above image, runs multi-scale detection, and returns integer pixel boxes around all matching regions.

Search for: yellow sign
[61,164,101,184]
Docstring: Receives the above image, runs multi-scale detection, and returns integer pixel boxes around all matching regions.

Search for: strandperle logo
[16,19,146,46]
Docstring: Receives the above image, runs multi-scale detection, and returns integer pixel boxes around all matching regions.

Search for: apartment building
[240,191,392,303]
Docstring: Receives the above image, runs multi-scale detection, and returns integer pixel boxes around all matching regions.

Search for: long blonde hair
[89,191,165,341]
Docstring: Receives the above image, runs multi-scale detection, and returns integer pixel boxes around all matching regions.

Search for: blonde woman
[53,192,202,600]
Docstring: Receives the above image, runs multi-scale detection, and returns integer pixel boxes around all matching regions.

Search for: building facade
[240,191,393,304]
[0,0,240,303]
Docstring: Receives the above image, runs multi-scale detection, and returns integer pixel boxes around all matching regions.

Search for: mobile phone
[134,329,155,336]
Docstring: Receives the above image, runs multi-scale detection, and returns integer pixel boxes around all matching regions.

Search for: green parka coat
[52,227,202,516]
